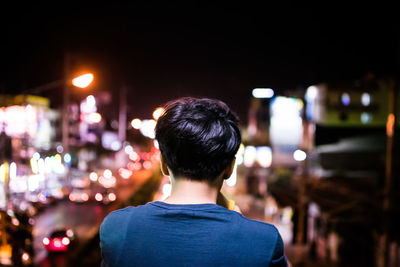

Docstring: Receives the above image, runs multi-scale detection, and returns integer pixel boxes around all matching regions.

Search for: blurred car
[68,188,91,203]
[38,189,58,206]
[94,188,117,205]
[97,175,117,189]
[69,175,92,203]
[43,228,75,252]
[70,176,91,188]
[25,190,54,211]
[46,175,67,200]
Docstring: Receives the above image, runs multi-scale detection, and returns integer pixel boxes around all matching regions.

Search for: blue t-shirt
[100,201,287,267]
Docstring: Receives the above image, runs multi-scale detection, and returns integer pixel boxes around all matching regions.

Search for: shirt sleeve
[270,230,288,267]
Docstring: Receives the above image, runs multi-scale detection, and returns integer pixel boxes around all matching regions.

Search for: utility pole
[292,90,316,264]
[62,51,70,154]
[118,85,127,144]
[295,114,310,264]
[62,51,71,187]
[381,78,397,267]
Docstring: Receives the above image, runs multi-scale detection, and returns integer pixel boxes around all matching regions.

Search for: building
[302,76,400,266]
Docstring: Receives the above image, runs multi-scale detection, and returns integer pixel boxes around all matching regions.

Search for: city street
[32,169,153,266]
[2,5,399,265]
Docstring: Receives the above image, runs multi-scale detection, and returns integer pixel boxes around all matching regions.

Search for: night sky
[1,2,399,123]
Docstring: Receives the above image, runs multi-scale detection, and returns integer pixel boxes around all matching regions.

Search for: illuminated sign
[0,105,38,138]
[270,96,303,147]
[269,96,303,166]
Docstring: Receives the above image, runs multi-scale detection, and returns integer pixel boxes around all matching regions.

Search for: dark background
[1,2,399,122]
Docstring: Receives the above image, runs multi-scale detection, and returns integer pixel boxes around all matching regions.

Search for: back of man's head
[155,97,241,183]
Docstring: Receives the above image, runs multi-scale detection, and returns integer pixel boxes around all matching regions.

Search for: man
[100,97,288,266]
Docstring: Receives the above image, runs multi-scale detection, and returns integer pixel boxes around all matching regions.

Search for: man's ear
[223,158,236,180]
[160,154,170,176]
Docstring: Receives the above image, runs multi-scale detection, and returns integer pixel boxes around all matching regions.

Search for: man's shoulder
[105,206,135,219]
[233,211,278,230]
[233,214,285,263]
[233,212,280,240]
[100,204,150,233]
[102,204,150,224]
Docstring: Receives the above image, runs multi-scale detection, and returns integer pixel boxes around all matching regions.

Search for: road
[32,169,153,266]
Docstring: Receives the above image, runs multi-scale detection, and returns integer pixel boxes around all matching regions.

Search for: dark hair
[155,97,241,182]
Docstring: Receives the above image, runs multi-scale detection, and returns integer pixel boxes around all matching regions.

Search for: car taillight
[21,252,30,262]
[108,193,117,201]
[82,193,89,201]
[62,237,70,246]
[95,193,103,201]
[53,239,62,248]
[43,237,50,245]
[66,229,74,237]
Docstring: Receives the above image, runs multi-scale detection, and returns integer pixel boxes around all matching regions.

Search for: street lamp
[72,73,94,88]
[20,72,94,153]
[18,68,94,193]
[62,72,94,155]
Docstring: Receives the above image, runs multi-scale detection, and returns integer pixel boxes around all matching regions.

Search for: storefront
[0,95,59,210]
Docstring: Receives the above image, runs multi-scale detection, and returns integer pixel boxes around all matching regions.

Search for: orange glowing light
[88,112,102,123]
[72,73,94,88]
[387,113,395,137]
[152,107,165,120]
[131,118,142,129]
[22,252,30,262]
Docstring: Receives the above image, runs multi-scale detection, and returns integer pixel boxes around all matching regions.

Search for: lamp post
[21,53,94,180]
[25,72,94,156]
[381,78,397,267]
[62,53,94,155]
[20,73,94,155]
[62,52,70,157]
[118,85,127,144]
[60,53,94,192]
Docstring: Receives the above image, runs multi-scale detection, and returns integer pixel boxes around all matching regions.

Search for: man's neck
[163,178,219,205]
